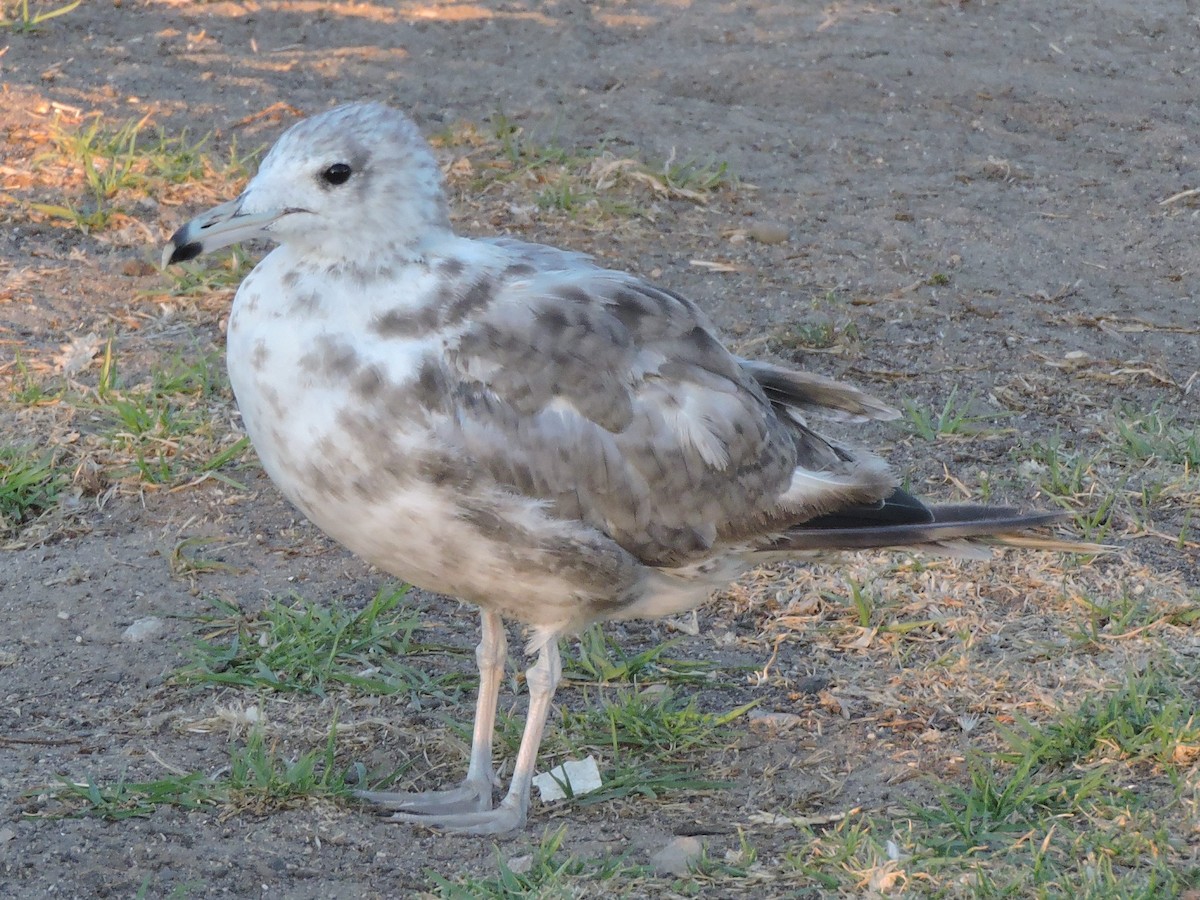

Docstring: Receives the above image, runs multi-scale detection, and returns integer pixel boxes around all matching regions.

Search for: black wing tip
[778,505,1069,554]
[925,505,1069,531]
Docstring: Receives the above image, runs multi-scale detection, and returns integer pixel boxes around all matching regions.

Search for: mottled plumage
[164,102,1062,834]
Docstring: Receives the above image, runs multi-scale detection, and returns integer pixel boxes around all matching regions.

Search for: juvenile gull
[164,102,1063,835]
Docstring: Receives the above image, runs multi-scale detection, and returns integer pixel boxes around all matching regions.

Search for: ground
[1,1,1198,897]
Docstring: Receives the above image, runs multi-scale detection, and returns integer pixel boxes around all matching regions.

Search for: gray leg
[382,638,562,834]
[356,609,506,816]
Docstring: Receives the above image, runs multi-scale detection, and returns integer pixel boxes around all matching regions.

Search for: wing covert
[429,243,890,564]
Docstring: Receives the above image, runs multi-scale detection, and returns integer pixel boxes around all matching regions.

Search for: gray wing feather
[737,359,899,424]
[435,244,895,566]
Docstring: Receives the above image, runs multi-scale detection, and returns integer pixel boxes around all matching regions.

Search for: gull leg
[384,638,562,835]
[357,610,506,816]
[462,609,507,793]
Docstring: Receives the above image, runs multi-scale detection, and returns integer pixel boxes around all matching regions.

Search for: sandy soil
[1,1,1197,897]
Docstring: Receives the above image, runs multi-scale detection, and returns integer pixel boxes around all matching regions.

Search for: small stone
[795,675,830,694]
[120,259,157,277]
[506,854,533,875]
[650,836,703,876]
[749,710,805,731]
[123,617,166,642]
[746,221,790,244]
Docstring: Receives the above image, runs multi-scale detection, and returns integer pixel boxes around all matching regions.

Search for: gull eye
[321,163,352,186]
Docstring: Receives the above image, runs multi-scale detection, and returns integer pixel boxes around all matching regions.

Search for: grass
[999,663,1200,770]
[769,317,862,352]
[361,635,749,807]
[32,115,151,231]
[1065,586,1200,648]
[429,827,765,897]
[431,113,731,226]
[0,0,79,32]
[1,338,251,524]
[6,353,64,406]
[903,387,1014,441]
[162,245,258,297]
[176,585,470,702]
[1108,403,1200,468]
[476,630,758,809]
[914,752,1110,855]
[0,445,68,533]
[1023,402,1199,543]
[84,340,248,485]
[555,689,753,765]
[1026,435,1098,498]
[55,589,754,828]
[11,110,254,234]
[34,719,349,820]
[428,827,644,898]
[169,535,243,580]
[564,624,730,686]
[756,291,864,356]
[772,664,1200,896]
[172,591,749,823]
[45,772,216,821]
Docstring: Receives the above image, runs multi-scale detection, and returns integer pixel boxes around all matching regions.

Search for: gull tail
[767,488,1093,556]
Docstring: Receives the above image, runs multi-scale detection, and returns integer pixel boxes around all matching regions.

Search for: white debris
[54,332,102,377]
[532,755,602,802]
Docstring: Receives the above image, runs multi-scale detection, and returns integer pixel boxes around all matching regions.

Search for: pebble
[506,854,533,875]
[749,710,806,730]
[122,617,166,642]
[650,835,703,876]
[795,675,831,694]
[746,221,790,244]
[120,259,158,277]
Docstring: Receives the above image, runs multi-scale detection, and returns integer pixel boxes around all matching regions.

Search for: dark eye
[321,163,352,185]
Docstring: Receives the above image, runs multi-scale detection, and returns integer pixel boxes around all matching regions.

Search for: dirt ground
[2,1,1198,897]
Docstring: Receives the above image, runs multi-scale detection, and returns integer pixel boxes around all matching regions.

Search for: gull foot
[355,778,493,817]
[383,794,527,836]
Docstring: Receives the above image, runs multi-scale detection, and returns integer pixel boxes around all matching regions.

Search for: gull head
[163,102,451,269]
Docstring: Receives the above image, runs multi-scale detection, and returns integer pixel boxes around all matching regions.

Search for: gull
[163,102,1063,835]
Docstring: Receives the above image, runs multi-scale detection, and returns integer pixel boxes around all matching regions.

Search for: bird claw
[355,778,493,817]
[383,796,527,835]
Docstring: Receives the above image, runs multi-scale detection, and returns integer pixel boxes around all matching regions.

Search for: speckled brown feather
[418,240,897,567]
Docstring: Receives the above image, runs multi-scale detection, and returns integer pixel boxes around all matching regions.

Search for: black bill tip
[166,241,203,265]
